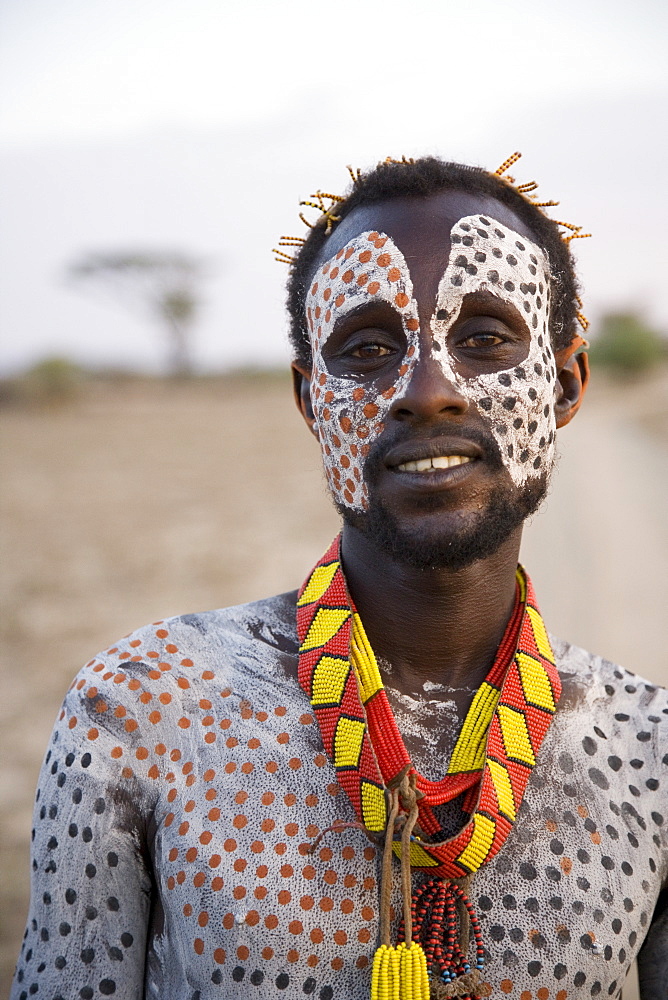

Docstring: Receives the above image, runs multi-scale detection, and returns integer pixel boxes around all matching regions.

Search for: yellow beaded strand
[371,941,429,1000]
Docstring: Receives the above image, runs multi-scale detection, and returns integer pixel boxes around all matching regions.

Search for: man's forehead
[312,190,541,271]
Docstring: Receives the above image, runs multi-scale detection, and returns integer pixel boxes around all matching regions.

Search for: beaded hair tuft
[272,190,346,261]
[274,152,592,333]
[494,151,592,246]
[493,151,591,331]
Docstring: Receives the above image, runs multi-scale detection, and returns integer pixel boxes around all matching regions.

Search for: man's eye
[458,333,505,348]
[351,343,391,359]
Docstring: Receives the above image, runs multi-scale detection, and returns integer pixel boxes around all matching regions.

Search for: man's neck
[339,523,522,697]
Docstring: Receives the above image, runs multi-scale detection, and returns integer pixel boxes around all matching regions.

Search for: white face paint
[306,216,557,511]
[431,215,557,486]
[306,231,419,511]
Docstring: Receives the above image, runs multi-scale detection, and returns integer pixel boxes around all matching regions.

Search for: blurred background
[1,0,666,994]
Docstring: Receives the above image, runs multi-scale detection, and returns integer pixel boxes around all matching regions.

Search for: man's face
[302,190,562,568]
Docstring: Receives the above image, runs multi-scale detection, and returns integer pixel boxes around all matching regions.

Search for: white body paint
[384,687,461,781]
[306,217,557,511]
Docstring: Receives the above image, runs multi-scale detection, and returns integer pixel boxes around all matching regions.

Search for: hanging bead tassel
[400,876,485,999]
[371,940,429,999]
[371,775,430,999]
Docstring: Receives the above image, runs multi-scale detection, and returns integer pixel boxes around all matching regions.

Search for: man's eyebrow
[450,290,532,332]
[331,300,403,328]
[314,233,377,272]
[462,290,513,304]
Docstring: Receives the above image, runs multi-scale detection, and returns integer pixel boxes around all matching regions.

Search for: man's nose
[389,350,469,422]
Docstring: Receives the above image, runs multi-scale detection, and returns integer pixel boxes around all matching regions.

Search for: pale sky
[1,0,666,373]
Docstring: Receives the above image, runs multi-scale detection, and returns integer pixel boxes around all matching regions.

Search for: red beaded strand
[400,877,486,997]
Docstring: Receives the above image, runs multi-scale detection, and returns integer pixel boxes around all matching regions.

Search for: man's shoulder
[551,632,668,751]
[65,590,301,710]
[155,589,300,655]
[125,588,298,649]
[551,632,666,695]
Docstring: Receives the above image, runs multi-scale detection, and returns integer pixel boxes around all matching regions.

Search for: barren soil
[1,371,666,994]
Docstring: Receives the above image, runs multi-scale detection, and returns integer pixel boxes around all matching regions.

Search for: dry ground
[1,370,666,995]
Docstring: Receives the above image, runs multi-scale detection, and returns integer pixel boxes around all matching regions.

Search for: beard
[332,425,551,572]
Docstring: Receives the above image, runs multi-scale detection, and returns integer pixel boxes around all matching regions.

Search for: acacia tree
[68,251,207,376]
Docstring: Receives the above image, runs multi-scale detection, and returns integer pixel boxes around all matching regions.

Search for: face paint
[305,216,557,513]
[431,216,557,486]
[305,232,419,511]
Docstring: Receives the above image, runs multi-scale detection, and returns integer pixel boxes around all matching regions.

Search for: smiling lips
[384,437,483,476]
[395,455,474,473]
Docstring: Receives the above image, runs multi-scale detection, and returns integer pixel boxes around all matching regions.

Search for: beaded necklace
[297,535,561,998]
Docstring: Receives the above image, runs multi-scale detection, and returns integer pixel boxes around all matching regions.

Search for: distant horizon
[1,0,666,375]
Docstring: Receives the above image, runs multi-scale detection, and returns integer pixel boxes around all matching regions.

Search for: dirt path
[1,371,666,992]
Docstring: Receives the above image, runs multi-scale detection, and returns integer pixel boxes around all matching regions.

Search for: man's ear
[291,361,319,438]
[554,341,590,429]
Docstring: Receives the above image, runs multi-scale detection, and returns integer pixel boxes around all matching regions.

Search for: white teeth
[396,455,473,472]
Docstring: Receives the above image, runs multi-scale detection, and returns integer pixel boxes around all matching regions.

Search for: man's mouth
[383,437,484,476]
[394,455,474,473]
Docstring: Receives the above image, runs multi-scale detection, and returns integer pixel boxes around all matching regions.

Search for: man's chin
[336,474,549,572]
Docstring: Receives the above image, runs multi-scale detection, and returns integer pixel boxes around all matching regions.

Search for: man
[12,156,667,1000]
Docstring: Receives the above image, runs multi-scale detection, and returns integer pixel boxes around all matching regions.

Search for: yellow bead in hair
[495,151,522,176]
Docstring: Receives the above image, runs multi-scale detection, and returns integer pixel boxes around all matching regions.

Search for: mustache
[364,422,504,474]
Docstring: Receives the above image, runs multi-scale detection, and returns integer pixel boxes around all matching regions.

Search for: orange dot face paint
[305,232,420,511]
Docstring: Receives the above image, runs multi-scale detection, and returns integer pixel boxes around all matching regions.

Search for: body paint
[306,232,419,510]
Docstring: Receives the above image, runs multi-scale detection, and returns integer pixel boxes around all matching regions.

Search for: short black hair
[285,156,582,366]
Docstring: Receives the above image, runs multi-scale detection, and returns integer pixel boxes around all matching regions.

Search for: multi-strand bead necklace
[297,535,561,999]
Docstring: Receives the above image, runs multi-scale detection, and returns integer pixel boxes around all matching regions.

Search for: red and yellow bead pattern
[297,548,387,834]
[297,536,562,879]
